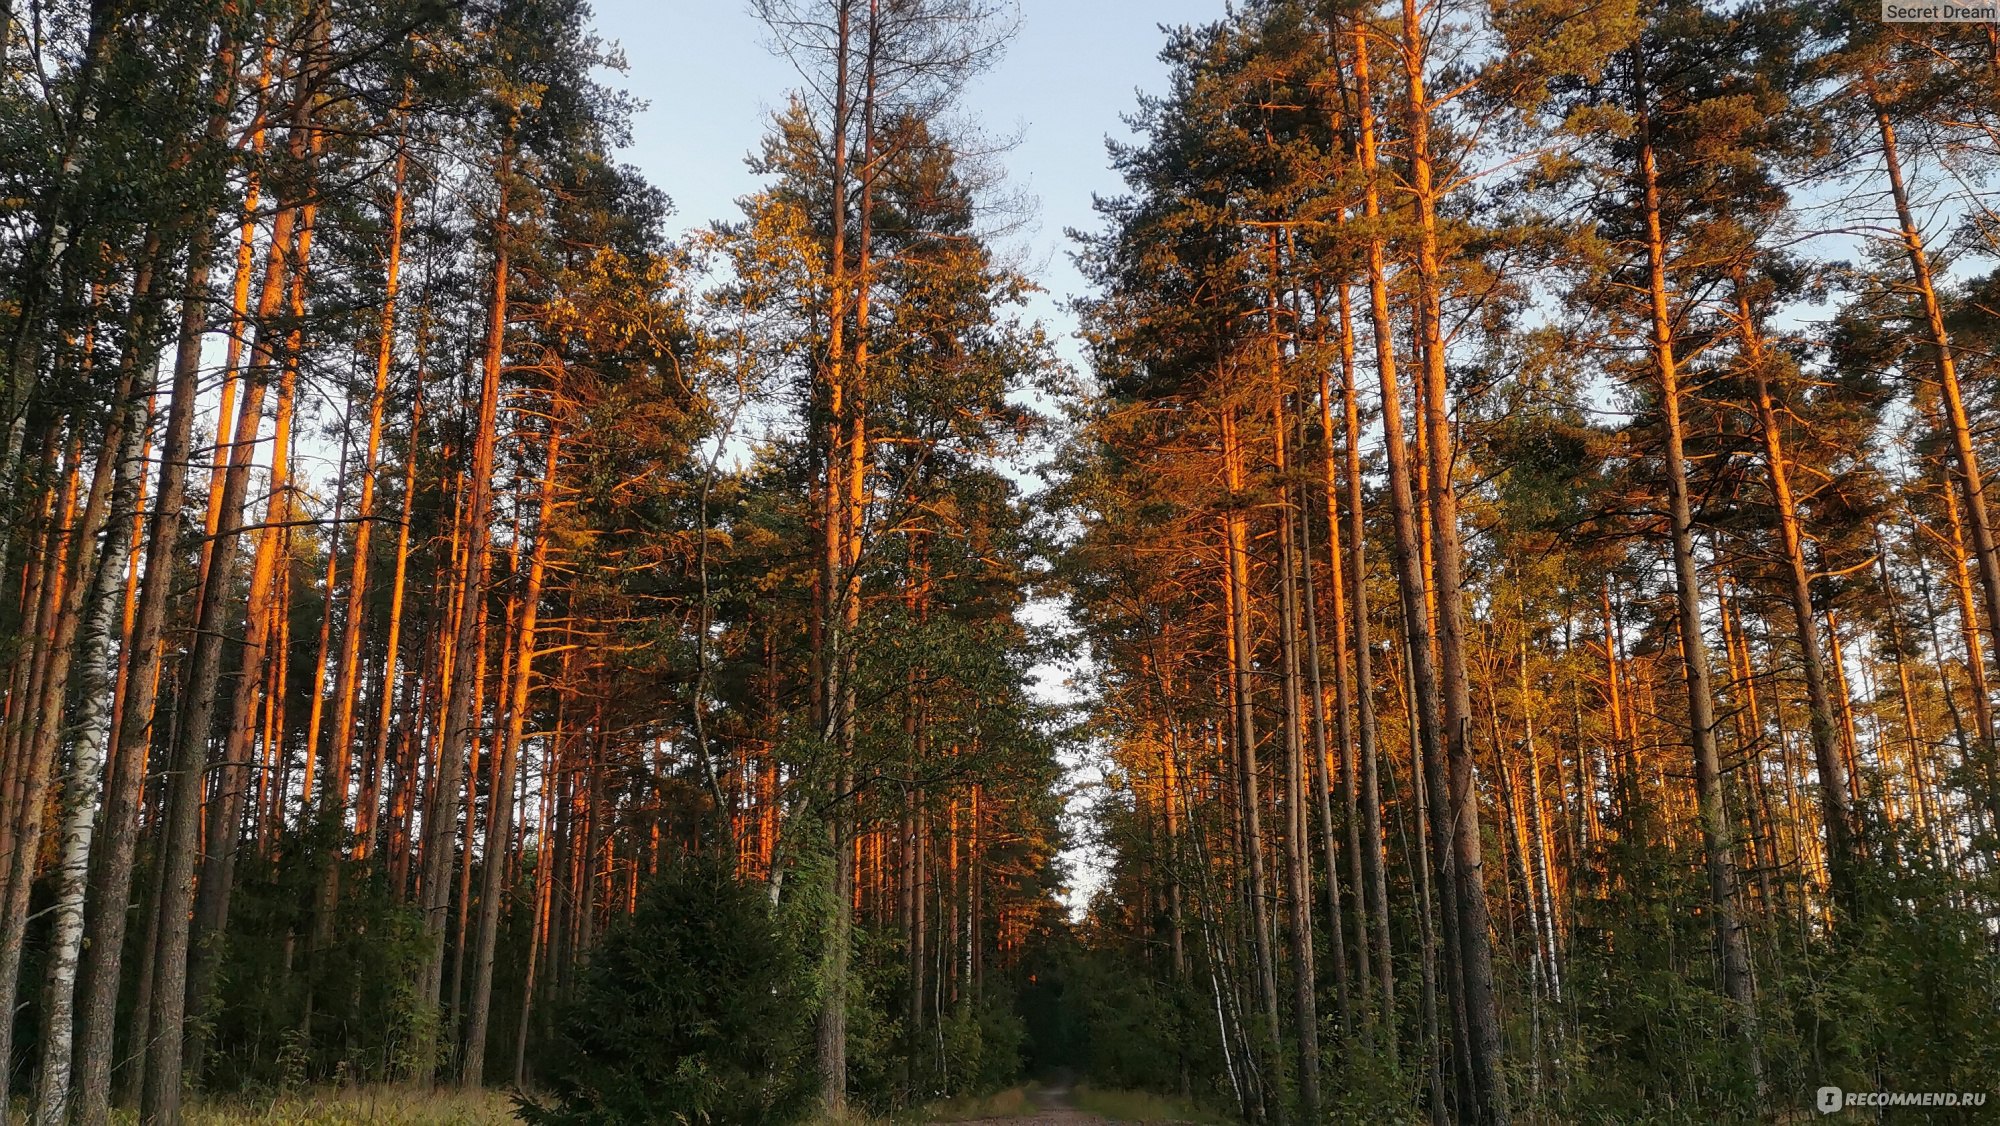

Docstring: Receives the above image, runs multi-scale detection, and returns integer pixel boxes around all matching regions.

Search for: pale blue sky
[583,2,1226,908]
[589,0,1225,354]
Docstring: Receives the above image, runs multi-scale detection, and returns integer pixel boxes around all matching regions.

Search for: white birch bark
[33,395,148,1126]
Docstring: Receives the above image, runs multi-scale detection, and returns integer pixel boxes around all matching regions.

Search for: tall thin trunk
[77,184,227,1125]
[448,579,494,1028]
[513,687,561,1086]
[1723,590,1779,916]
[139,198,288,1120]
[299,415,352,815]
[14,315,159,1126]
[32,255,158,1125]
[306,124,408,992]
[1312,285,1371,1032]
[0,398,122,1106]
[1874,101,2000,783]
[197,38,275,595]
[1357,21,1448,1105]
[144,19,325,1108]
[1271,400,1324,1114]
[463,421,560,1086]
[185,155,319,1072]
[361,375,422,859]
[1399,2,1506,1116]
[1634,56,1761,1096]
[1934,440,1999,768]
[1338,279,1396,1053]
[1518,639,1561,1006]
[1300,407,1361,1032]
[1158,690,1189,1094]
[1877,532,1948,861]
[419,133,512,1080]
[1220,405,1288,1121]
[1738,281,1857,910]
[814,2,856,1109]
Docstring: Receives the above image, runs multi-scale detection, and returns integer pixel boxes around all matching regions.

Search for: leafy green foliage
[200,833,432,1092]
[518,856,816,1125]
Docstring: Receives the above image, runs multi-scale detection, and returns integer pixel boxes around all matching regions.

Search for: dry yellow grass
[915,1086,1036,1121]
[17,1081,1223,1125]
[180,1086,522,1125]
[1068,1085,1230,1124]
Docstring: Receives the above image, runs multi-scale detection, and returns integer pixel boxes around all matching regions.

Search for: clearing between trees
[1,0,1997,1123]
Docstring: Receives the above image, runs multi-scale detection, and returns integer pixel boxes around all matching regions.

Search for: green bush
[518,854,817,1125]
[924,993,1026,1100]
[198,830,431,1091]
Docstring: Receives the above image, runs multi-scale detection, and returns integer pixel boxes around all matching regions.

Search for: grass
[58,1085,1014,1126]
[180,1086,523,1124]
[910,1086,1035,1121]
[27,1079,1232,1125]
[1070,1084,1235,1124]
[805,1108,893,1126]
[799,1086,1035,1124]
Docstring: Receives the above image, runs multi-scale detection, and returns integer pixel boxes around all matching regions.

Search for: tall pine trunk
[186,202,310,1067]
[1220,405,1288,1121]
[419,136,512,1080]
[1356,24,1450,1107]
[463,421,560,1085]
[1875,100,2000,818]
[73,157,229,1123]
[138,184,295,1123]
[1337,274,1396,1052]
[1399,3,1507,1116]
[1271,399,1324,1114]
[814,2,856,1108]
[1634,57,1761,1095]
[1738,281,1857,910]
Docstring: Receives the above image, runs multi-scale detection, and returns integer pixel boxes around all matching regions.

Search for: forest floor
[937,1082,1104,1123]
[176,1085,519,1124]
[70,1078,1221,1125]
[943,1077,1108,1123]
[930,1076,1222,1124]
